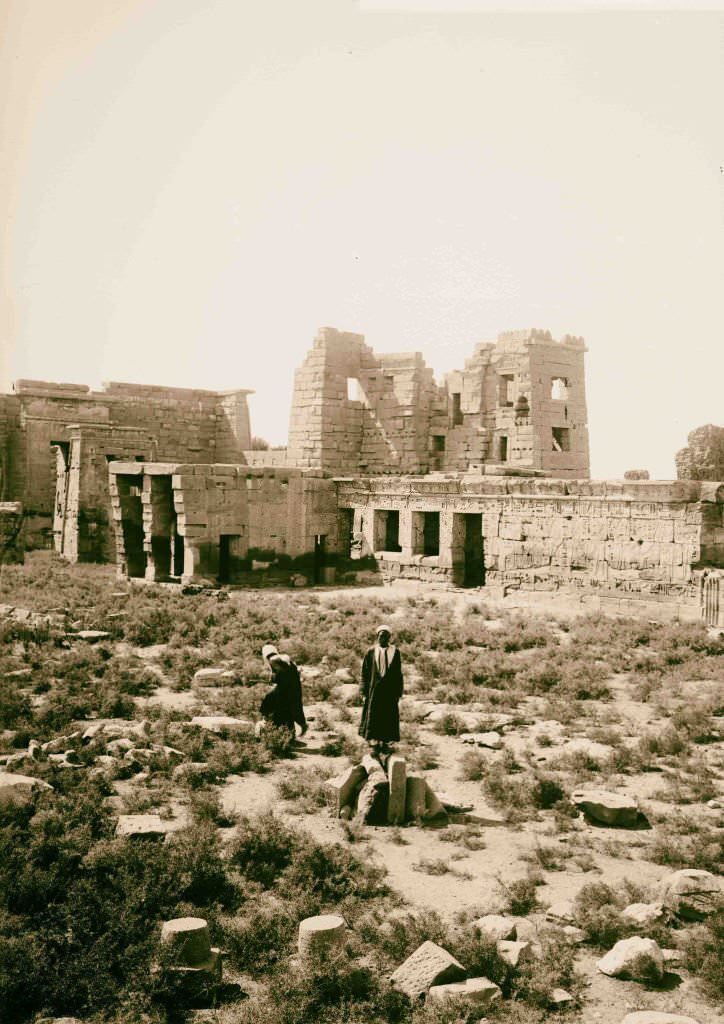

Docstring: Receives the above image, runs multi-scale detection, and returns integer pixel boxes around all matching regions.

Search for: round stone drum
[297,914,346,961]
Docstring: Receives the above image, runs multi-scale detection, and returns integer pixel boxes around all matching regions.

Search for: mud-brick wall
[0,502,24,565]
[335,476,723,598]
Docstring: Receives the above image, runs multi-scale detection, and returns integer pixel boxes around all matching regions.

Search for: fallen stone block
[116,814,183,840]
[497,939,533,968]
[297,914,346,961]
[473,914,517,942]
[660,868,722,920]
[355,769,388,825]
[423,780,448,821]
[405,774,427,820]
[596,937,664,981]
[334,667,354,683]
[332,682,360,705]
[73,630,111,642]
[550,987,573,1007]
[189,716,254,735]
[460,731,503,749]
[571,788,639,827]
[619,1015,701,1024]
[545,899,577,926]
[427,976,502,1007]
[390,940,466,1000]
[325,764,367,817]
[387,755,407,825]
[0,771,53,806]
[621,902,665,927]
[192,667,238,689]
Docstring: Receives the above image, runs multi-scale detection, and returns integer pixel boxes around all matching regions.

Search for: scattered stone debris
[460,731,503,749]
[189,716,254,734]
[621,902,665,927]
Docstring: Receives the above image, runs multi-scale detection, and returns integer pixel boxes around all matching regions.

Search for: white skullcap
[261,643,278,660]
[375,624,392,635]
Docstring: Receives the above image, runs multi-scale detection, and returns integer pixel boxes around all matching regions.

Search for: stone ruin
[0,327,721,626]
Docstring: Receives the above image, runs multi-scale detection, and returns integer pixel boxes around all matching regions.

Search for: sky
[1,1,722,478]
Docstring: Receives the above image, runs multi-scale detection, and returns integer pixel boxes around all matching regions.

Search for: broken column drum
[297,914,347,961]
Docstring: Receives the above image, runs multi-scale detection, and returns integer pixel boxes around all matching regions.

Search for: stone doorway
[117,475,146,578]
[452,512,485,588]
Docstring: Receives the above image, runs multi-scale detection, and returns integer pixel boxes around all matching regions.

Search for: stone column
[438,511,455,569]
[399,508,414,559]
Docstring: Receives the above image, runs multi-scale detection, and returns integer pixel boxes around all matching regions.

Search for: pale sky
[1,2,722,478]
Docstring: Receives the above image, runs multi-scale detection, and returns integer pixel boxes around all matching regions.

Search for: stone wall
[336,477,723,604]
[108,463,338,584]
[0,502,24,565]
[1,380,252,554]
[287,326,590,479]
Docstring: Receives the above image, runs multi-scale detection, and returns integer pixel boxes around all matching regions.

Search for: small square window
[432,435,446,452]
[551,377,569,401]
[552,427,571,452]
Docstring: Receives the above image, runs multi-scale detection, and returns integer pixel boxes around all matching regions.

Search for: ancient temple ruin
[1,327,722,626]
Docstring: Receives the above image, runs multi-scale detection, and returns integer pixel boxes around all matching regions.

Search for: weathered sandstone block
[427,976,502,1007]
[660,869,721,920]
[387,755,407,825]
[596,937,664,980]
[390,940,465,1000]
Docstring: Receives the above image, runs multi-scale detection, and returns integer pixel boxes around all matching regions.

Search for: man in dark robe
[359,625,403,754]
[260,644,307,737]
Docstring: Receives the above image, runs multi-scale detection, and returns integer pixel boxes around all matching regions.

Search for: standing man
[260,643,308,739]
[359,625,403,757]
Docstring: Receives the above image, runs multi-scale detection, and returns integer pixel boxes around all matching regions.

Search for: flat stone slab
[497,939,533,968]
[546,899,577,926]
[189,716,254,734]
[116,814,183,839]
[0,772,53,805]
[390,941,465,1000]
[428,977,502,1007]
[571,788,639,827]
[460,731,503,749]
[620,1015,701,1024]
[597,937,664,980]
[192,667,238,688]
[73,630,111,642]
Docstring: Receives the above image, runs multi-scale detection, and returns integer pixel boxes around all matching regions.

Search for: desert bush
[681,909,724,1006]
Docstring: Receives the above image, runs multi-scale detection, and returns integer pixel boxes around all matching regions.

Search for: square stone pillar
[400,508,414,559]
[438,511,456,569]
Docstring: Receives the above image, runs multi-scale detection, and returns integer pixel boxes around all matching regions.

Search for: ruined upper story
[286,326,590,479]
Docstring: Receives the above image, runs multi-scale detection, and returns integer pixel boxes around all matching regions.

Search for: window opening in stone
[499,435,508,462]
[453,512,485,588]
[451,392,463,426]
[432,435,446,452]
[498,374,515,407]
[346,377,359,401]
[552,427,571,452]
[150,475,175,580]
[551,377,569,401]
[105,454,118,463]
[384,375,394,384]
[423,511,440,556]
